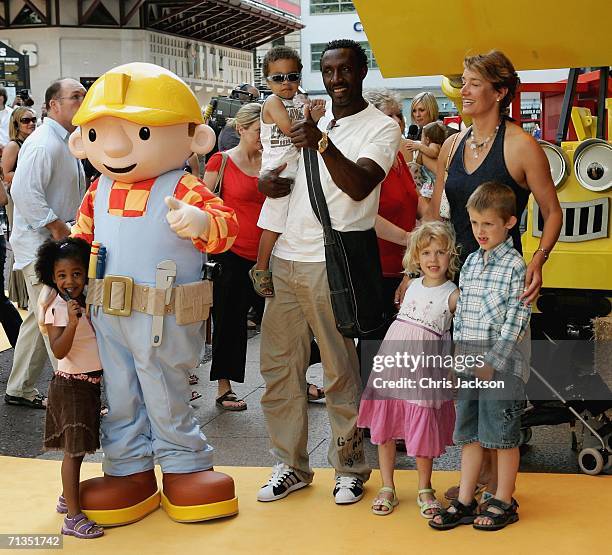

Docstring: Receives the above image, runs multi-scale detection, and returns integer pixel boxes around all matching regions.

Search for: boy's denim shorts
[453,374,526,449]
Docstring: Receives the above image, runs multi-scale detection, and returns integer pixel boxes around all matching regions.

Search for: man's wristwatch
[318,132,329,154]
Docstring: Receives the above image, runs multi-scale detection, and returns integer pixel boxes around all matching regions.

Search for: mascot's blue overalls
[92,170,213,476]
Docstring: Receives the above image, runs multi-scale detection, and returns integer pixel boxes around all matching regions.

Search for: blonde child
[358,222,459,518]
[249,45,325,297]
[37,238,104,539]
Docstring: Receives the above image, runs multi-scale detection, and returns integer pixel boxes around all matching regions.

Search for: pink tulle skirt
[358,319,456,458]
[358,398,455,458]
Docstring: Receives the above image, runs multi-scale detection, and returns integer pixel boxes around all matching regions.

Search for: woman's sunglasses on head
[266,72,301,84]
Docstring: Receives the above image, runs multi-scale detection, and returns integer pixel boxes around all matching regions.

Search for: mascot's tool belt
[86,276,212,325]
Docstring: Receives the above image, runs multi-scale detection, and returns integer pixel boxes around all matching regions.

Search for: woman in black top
[429,50,562,302]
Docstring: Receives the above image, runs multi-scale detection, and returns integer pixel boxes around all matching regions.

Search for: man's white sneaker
[257,463,308,502]
[333,476,364,504]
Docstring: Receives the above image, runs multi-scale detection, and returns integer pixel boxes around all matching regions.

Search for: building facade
[0,0,301,108]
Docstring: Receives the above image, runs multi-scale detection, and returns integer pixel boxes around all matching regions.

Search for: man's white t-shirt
[0,105,14,146]
[274,102,401,262]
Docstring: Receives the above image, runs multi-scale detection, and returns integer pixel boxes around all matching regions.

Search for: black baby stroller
[520,336,612,475]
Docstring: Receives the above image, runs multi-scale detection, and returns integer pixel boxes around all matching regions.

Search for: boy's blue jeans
[453,374,526,449]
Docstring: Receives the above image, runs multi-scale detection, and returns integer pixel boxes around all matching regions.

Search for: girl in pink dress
[358,221,460,518]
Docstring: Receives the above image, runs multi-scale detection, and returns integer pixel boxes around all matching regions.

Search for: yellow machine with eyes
[526,118,612,337]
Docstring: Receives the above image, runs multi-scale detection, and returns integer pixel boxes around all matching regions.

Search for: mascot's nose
[103,125,133,158]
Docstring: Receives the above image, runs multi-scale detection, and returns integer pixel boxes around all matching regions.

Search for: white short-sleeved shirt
[10,118,85,270]
[273,102,401,262]
[0,105,13,146]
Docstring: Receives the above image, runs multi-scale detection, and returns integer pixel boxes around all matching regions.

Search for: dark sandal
[215,390,247,411]
[307,383,325,402]
[188,374,199,385]
[249,267,274,298]
[429,499,478,530]
[4,393,46,409]
[190,391,202,402]
[473,497,519,531]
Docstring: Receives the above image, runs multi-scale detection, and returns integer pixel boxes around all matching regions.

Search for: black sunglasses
[20,117,36,124]
[266,72,301,84]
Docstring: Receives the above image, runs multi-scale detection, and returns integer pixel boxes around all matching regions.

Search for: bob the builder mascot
[69,62,239,525]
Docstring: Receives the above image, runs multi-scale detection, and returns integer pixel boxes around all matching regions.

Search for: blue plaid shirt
[454,237,531,378]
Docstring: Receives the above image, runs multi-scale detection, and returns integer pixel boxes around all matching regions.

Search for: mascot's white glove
[165,196,210,239]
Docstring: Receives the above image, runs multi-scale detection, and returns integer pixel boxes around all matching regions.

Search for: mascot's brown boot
[80,469,160,526]
[161,469,238,522]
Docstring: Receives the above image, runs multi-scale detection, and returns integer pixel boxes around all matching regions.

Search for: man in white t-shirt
[256,40,401,505]
[0,86,14,155]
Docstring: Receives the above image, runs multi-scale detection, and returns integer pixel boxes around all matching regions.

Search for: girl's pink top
[45,296,102,374]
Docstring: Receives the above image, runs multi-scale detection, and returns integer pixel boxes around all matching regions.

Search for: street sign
[0,41,30,91]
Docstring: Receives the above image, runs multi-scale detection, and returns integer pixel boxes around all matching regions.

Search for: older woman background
[364,89,422,308]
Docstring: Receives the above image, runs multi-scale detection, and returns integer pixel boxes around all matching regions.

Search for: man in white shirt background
[4,78,86,409]
[0,86,14,156]
[256,40,401,505]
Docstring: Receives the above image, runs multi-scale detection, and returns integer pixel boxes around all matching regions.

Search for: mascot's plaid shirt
[453,236,531,380]
[72,173,238,254]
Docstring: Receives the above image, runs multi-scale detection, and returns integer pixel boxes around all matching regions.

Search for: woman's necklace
[467,122,500,159]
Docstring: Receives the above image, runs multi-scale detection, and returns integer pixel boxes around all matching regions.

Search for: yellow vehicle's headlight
[573,139,612,192]
[539,140,569,189]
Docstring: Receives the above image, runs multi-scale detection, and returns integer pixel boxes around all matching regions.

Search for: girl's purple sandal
[56,495,68,514]
[62,513,104,539]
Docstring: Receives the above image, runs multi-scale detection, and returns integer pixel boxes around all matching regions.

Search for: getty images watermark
[369,352,505,390]
[360,339,611,403]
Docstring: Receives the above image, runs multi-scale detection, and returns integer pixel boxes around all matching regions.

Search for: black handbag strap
[304,148,336,246]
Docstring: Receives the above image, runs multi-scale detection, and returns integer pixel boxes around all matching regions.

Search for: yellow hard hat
[73,62,203,127]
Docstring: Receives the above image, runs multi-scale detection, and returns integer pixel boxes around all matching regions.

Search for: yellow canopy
[353,0,612,77]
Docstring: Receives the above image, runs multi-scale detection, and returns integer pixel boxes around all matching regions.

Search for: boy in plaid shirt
[431,181,530,532]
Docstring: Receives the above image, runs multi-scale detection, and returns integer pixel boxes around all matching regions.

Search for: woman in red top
[364,90,421,311]
[204,103,265,411]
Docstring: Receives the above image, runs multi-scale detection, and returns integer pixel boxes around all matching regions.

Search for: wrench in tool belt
[151,260,176,347]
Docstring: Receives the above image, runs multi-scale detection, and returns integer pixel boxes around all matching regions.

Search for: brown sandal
[215,390,247,411]
[249,267,274,297]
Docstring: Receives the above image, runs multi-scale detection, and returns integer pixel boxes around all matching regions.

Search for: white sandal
[417,488,442,519]
[372,486,399,516]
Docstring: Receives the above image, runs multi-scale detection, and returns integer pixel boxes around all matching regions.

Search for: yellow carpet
[0,457,607,554]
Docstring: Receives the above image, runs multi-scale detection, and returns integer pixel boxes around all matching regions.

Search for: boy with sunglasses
[249,46,325,297]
